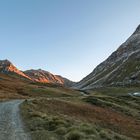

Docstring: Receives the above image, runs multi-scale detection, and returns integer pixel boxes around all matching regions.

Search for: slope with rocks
[0,60,74,87]
[75,25,140,90]
[0,60,31,80]
[24,69,74,87]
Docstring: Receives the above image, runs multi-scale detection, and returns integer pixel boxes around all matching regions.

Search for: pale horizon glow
[0,0,140,82]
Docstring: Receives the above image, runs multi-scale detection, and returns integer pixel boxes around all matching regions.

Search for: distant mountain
[0,60,74,87]
[0,60,31,80]
[55,75,75,87]
[24,69,74,87]
[75,25,140,90]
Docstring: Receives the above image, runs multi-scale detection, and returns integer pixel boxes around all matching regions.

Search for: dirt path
[0,100,31,140]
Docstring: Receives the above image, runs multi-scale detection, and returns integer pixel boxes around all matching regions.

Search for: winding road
[0,100,31,140]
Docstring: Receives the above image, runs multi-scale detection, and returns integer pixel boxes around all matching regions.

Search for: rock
[74,24,140,89]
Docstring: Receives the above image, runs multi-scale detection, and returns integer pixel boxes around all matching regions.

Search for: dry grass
[1,74,140,139]
[21,97,140,140]
[0,73,81,101]
[0,73,30,100]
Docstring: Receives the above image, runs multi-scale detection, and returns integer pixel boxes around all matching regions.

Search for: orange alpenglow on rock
[24,69,72,86]
[0,59,31,80]
[0,60,74,87]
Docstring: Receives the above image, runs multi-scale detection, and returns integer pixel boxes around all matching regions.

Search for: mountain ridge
[74,24,140,90]
[0,59,31,80]
[24,69,74,87]
[0,59,74,87]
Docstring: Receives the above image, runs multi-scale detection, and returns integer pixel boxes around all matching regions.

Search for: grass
[0,73,140,139]
[0,73,81,101]
[86,87,140,96]
[21,94,139,140]
[83,95,140,119]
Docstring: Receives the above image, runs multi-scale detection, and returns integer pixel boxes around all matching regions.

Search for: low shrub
[99,130,111,140]
[55,127,67,135]
[65,130,85,140]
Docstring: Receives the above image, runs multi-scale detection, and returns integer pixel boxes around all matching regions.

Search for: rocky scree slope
[75,25,140,90]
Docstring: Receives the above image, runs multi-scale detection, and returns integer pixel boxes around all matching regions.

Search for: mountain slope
[0,60,31,80]
[24,69,74,87]
[0,60,74,87]
[75,25,140,90]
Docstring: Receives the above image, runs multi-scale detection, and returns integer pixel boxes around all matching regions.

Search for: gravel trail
[0,100,31,140]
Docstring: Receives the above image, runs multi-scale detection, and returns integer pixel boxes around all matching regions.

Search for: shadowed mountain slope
[75,25,140,89]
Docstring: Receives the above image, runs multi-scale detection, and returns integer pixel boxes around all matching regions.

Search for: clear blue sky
[0,0,140,81]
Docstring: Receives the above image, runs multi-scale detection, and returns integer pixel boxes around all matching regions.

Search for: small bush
[67,126,79,133]
[114,135,126,140]
[81,126,97,135]
[65,130,84,140]
[29,111,42,118]
[29,117,45,131]
[55,127,67,135]
[52,118,67,126]
[88,135,97,139]
[44,117,68,131]
[47,120,58,131]
[99,130,111,140]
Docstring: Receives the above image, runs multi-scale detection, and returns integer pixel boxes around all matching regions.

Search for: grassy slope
[0,73,29,101]
[21,87,140,140]
[0,74,140,140]
[0,73,80,101]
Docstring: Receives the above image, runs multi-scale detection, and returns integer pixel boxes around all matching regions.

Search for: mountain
[75,25,140,90]
[0,60,74,87]
[24,69,74,87]
[0,60,31,80]
[55,75,75,87]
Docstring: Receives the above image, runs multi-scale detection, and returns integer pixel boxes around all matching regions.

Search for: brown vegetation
[21,94,140,140]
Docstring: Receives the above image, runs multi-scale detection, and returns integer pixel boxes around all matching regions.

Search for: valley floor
[0,80,140,140]
[20,87,140,140]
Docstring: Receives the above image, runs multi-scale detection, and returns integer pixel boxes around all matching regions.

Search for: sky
[0,0,140,82]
